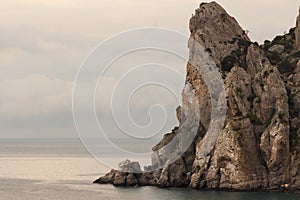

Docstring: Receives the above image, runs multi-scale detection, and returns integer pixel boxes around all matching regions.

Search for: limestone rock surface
[94,2,300,193]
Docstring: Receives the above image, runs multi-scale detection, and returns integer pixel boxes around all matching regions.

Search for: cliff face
[95,2,300,192]
[296,7,300,50]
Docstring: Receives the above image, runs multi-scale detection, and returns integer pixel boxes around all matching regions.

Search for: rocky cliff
[94,2,300,192]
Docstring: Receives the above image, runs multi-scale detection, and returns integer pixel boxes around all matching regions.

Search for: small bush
[263,71,269,78]
[264,40,271,44]
[247,113,263,125]
[289,28,296,39]
[221,55,237,72]
[238,39,252,47]
[279,112,285,120]
[265,51,281,65]
[290,128,299,150]
[278,59,295,74]
[228,39,235,44]
[236,87,242,94]
[220,13,226,21]
[253,42,259,46]
[270,107,276,117]
[256,97,261,103]
[247,93,256,102]
[263,40,272,50]
[272,35,285,45]
[292,51,300,58]
[284,41,294,51]
[290,107,299,118]
[205,48,212,54]
[289,27,296,34]
[232,48,243,57]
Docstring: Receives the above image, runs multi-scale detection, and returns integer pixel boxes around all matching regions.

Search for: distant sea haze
[0,139,299,200]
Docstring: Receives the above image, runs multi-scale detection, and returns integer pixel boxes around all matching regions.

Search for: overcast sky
[0,0,299,138]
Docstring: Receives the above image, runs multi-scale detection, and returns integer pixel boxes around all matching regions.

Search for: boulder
[268,45,285,53]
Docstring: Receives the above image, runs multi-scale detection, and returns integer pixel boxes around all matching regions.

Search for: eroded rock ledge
[94,2,300,193]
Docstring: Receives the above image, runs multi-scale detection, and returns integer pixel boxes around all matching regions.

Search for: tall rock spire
[94,2,300,192]
[296,6,300,50]
[189,1,249,65]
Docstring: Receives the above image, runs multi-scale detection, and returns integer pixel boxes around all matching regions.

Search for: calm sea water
[0,139,299,200]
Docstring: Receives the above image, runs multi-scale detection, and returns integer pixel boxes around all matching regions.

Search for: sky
[0,0,299,138]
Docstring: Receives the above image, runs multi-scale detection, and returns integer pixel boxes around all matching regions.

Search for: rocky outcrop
[288,60,300,192]
[189,2,249,66]
[94,160,143,186]
[95,2,300,193]
[296,7,300,50]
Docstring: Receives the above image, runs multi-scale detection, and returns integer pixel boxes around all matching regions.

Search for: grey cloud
[0,75,73,119]
[0,26,101,52]
[0,0,299,138]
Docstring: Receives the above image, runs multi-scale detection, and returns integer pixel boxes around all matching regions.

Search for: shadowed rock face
[296,7,300,50]
[94,2,300,193]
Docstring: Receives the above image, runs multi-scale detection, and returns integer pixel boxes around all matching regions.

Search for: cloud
[0,26,99,53]
[0,74,73,119]
[0,27,95,81]
[0,0,299,138]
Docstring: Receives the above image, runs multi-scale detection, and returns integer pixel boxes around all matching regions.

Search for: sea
[0,138,299,200]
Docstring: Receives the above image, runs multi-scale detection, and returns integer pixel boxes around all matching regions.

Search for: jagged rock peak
[296,6,300,50]
[95,2,300,193]
[189,2,250,65]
